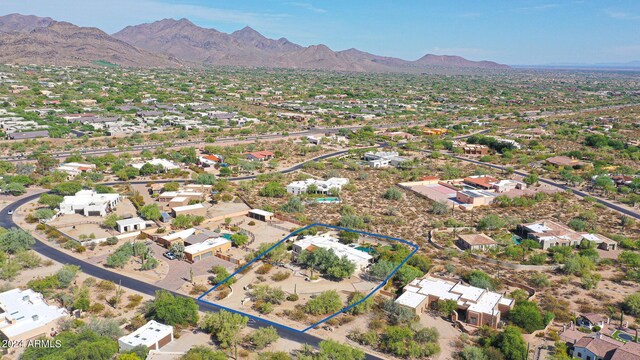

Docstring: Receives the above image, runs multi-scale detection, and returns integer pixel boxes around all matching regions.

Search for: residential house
[463,175,499,190]
[456,190,497,207]
[456,233,498,251]
[571,334,639,360]
[518,220,618,250]
[292,234,373,273]
[0,288,68,342]
[131,158,179,171]
[517,220,583,249]
[171,203,206,217]
[56,162,97,179]
[394,276,514,329]
[245,151,274,161]
[363,151,409,168]
[576,313,609,330]
[546,156,589,168]
[59,190,120,216]
[199,154,223,167]
[248,209,274,222]
[116,217,147,233]
[184,237,232,263]
[492,179,527,193]
[286,178,349,195]
[118,320,173,352]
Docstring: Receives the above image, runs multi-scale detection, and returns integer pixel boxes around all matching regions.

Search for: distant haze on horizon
[1,0,640,65]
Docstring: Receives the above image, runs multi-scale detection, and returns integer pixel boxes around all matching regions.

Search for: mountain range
[0,13,509,72]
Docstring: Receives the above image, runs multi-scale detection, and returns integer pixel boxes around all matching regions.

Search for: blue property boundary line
[197,223,418,333]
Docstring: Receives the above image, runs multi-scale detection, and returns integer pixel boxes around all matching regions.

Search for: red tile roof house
[463,175,499,190]
[245,151,275,161]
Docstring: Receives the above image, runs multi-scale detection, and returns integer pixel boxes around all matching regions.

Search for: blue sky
[2,0,640,64]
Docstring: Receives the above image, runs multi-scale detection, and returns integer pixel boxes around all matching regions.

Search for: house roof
[118,320,172,348]
[458,233,497,246]
[0,288,68,339]
[116,217,146,227]
[464,175,499,188]
[246,151,274,159]
[580,313,606,325]
[249,209,274,217]
[574,336,622,357]
[546,156,587,167]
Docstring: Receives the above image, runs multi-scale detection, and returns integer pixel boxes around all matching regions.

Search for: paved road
[0,121,426,162]
[446,154,640,220]
[0,148,386,359]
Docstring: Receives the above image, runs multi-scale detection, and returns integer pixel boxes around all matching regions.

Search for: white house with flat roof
[286,178,349,195]
[292,234,372,272]
[131,158,179,171]
[118,320,173,352]
[0,288,68,341]
[59,190,120,216]
[116,217,147,233]
[363,151,409,168]
[56,162,96,179]
[395,276,514,329]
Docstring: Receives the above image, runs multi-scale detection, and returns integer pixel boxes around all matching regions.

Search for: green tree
[53,181,83,196]
[103,213,122,230]
[140,204,162,221]
[0,228,36,254]
[259,182,287,197]
[318,340,365,360]
[33,208,56,221]
[477,214,507,231]
[73,287,91,311]
[622,293,640,316]
[305,290,343,315]
[3,182,26,196]
[200,310,248,358]
[523,173,539,186]
[39,193,64,209]
[492,326,527,360]
[21,330,118,360]
[463,270,496,290]
[383,187,404,200]
[368,260,397,280]
[57,264,80,288]
[509,300,548,333]
[181,346,227,360]
[230,233,249,247]
[460,346,487,360]
[147,290,199,326]
[347,292,373,315]
[437,299,458,319]
[246,326,279,350]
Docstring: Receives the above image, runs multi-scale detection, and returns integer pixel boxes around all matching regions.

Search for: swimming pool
[356,246,376,254]
[315,197,341,203]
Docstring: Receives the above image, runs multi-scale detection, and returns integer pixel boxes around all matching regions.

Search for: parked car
[163,251,177,260]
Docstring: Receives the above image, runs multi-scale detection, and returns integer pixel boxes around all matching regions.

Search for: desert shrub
[271,271,290,282]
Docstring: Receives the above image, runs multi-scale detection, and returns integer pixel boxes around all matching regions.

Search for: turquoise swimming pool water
[356,246,375,254]
[315,197,341,203]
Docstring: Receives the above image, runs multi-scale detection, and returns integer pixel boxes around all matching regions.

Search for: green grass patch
[92,60,119,68]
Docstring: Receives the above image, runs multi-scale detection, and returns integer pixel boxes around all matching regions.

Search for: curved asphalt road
[0,148,386,360]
